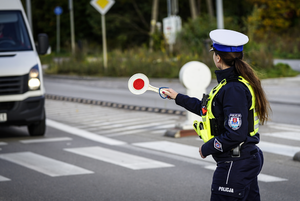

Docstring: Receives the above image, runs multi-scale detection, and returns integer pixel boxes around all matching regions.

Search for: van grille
[0,75,28,95]
[0,102,15,111]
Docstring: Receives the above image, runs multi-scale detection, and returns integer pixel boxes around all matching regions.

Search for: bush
[41,15,299,80]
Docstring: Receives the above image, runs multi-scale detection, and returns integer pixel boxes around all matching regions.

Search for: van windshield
[0,11,32,52]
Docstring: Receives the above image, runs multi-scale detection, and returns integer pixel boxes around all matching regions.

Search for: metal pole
[101,14,107,69]
[56,15,60,53]
[69,0,75,54]
[149,0,159,52]
[167,0,171,17]
[172,0,178,15]
[167,0,173,54]
[216,0,224,29]
[26,0,33,33]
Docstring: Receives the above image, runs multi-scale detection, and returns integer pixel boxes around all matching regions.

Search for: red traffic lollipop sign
[128,73,167,97]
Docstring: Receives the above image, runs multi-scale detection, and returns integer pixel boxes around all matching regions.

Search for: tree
[247,0,300,36]
[149,0,159,52]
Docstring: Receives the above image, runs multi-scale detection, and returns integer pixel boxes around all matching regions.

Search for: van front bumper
[0,96,45,126]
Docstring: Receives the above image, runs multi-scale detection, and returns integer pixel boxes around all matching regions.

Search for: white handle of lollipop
[128,73,168,99]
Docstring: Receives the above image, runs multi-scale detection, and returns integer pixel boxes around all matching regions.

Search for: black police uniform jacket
[175,66,260,162]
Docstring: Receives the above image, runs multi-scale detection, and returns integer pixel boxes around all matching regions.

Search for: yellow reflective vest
[194,76,259,143]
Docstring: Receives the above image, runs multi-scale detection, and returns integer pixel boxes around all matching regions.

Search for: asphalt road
[1,66,300,200]
[1,100,300,201]
[43,74,300,126]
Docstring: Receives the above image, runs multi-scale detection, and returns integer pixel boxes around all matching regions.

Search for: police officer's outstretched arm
[164,89,202,116]
[163,88,178,99]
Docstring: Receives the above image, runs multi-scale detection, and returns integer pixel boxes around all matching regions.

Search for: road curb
[164,128,197,138]
[45,94,186,116]
[293,151,300,162]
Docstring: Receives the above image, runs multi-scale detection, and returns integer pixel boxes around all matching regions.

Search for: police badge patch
[228,113,242,130]
[214,138,223,152]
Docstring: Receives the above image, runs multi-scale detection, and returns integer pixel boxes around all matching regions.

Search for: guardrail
[45,94,186,116]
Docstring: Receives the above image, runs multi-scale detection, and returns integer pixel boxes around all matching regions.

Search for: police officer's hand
[163,88,178,100]
[199,145,206,159]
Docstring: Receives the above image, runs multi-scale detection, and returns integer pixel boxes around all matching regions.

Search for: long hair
[214,49,271,125]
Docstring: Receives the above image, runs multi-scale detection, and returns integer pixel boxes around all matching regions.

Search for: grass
[41,45,299,80]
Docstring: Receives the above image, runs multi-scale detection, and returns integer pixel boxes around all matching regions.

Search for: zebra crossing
[1,99,299,183]
[0,130,291,183]
[44,99,182,137]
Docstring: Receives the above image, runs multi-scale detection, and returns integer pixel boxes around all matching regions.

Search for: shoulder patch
[228,113,242,130]
[214,138,223,152]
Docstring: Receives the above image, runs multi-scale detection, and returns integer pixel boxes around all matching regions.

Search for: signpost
[90,0,115,69]
[54,6,63,53]
[163,0,181,54]
[69,0,75,54]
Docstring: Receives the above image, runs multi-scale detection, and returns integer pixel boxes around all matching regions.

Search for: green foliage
[33,0,300,79]
[255,63,299,79]
[247,0,300,35]
[246,1,300,59]
[42,47,203,78]
[177,15,216,54]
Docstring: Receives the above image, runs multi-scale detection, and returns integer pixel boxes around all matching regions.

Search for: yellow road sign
[90,0,115,15]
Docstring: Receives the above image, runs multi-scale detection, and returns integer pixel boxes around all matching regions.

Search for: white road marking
[258,141,300,157]
[0,152,93,177]
[65,146,174,170]
[268,122,300,132]
[0,142,7,146]
[20,137,72,144]
[258,174,288,182]
[134,141,288,183]
[96,118,175,130]
[104,129,147,137]
[133,141,215,163]
[46,119,126,145]
[263,132,300,141]
[0,175,10,182]
[204,165,287,183]
[99,120,176,133]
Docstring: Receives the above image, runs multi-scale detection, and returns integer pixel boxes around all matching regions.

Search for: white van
[0,0,49,136]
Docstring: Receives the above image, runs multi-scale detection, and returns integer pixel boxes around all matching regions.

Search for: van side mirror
[37,34,49,55]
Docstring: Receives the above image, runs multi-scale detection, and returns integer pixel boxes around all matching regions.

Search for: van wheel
[28,109,46,136]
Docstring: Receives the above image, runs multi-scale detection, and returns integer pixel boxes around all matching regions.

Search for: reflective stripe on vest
[193,76,259,142]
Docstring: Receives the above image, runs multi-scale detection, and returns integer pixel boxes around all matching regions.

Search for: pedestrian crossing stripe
[46,119,126,145]
[20,137,72,144]
[258,141,300,157]
[0,152,94,177]
[65,146,174,170]
[0,144,289,183]
[133,141,215,163]
[133,141,288,183]
[0,175,10,182]
[204,165,288,183]
[263,132,300,142]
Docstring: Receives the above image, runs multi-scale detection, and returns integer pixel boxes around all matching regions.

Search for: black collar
[215,66,239,83]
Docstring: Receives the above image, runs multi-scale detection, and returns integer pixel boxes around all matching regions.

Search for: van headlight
[28,65,41,90]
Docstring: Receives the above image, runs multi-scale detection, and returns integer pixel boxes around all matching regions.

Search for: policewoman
[164,29,271,201]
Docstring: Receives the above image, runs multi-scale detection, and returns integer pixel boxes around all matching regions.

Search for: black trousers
[210,147,264,201]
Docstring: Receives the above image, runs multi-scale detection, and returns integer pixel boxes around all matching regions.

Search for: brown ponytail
[214,50,271,125]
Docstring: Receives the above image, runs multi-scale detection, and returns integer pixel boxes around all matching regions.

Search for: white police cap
[209,29,249,52]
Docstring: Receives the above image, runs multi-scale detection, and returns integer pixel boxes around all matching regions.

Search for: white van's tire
[28,108,46,136]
